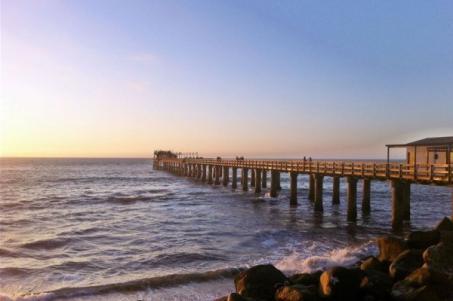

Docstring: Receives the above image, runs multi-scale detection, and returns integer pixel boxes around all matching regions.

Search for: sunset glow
[1,1,453,158]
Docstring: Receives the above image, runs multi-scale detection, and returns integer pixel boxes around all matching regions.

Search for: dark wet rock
[234,264,287,301]
[289,271,322,286]
[435,217,453,232]
[389,249,424,281]
[391,282,442,301]
[319,266,365,300]
[440,230,453,245]
[275,284,318,301]
[360,256,387,272]
[377,235,408,262]
[360,269,393,300]
[405,266,451,286]
[406,230,440,250]
[423,242,453,275]
[226,293,254,301]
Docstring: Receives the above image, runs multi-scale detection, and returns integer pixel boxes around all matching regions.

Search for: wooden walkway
[154,157,452,229]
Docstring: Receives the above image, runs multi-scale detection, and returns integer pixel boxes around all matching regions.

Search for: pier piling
[207,165,213,184]
[270,171,279,197]
[308,175,315,201]
[242,168,249,191]
[362,179,371,215]
[232,167,237,189]
[223,166,229,186]
[290,172,298,206]
[255,169,262,193]
[347,177,358,222]
[314,175,324,211]
[262,170,267,188]
[214,166,221,185]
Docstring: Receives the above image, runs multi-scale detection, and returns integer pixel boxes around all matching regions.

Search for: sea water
[0,158,451,300]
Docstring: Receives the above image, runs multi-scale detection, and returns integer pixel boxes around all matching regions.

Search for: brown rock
[319,266,365,300]
[405,266,452,287]
[289,271,322,286]
[406,230,440,250]
[234,264,287,301]
[423,242,453,275]
[360,256,386,272]
[389,249,424,280]
[275,285,318,301]
[377,235,408,262]
[360,269,393,299]
[392,282,441,301]
[440,230,453,245]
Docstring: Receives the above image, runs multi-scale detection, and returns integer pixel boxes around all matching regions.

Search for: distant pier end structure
[153,137,453,229]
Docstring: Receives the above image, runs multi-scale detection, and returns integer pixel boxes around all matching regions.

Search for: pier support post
[242,168,249,191]
[290,172,298,206]
[402,182,411,221]
[255,169,262,193]
[347,177,358,222]
[251,169,256,187]
[314,175,324,211]
[270,171,279,197]
[214,166,221,185]
[223,166,229,186]
[362,179,371,215]
[277,172,281,190]
[308,174,315,201]
[232,167,237,189]
[207,165,213,184]
[202,165,206,182]
[262,170,267,188]
[391,180,404,229]
[332,176,340,204]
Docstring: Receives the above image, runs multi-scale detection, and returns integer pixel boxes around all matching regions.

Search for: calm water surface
[0,158,451,300]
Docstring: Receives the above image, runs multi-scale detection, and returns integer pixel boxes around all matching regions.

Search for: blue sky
[1,0,453,158]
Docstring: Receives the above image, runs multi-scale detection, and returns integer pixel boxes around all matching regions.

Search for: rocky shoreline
[215,217,453,301]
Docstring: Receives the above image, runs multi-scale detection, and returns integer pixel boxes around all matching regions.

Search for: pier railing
[158,158,452,185]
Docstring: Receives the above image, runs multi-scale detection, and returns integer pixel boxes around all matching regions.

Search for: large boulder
[360,256,387,273]
[405,266,451,286]
[439,230,453,245]
[389,249,424,280]
[360,269,393,300]
[319,266,365,300]
[275,284,318,301]
[406,230,440,250]
[391,282,441,301]
[234,264,287,301]
[377,235,408,262]
[423,242,453,275]
[289,271,322,286]
[435,217,453,232]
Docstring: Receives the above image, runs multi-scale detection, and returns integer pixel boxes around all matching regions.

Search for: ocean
[0,158,452,301]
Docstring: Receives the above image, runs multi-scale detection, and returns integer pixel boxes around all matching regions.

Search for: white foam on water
[275,240,377,274]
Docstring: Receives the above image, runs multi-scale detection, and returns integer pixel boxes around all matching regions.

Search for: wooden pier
[153,156,452,229]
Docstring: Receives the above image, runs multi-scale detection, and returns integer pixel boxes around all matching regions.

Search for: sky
[1,0,453,158]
